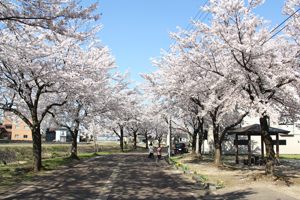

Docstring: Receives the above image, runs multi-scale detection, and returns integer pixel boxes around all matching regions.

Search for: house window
[15,134,20,139]
[23,135,28,139]
[5,125,12,129]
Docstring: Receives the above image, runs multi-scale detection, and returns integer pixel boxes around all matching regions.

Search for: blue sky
[93,0,286,84]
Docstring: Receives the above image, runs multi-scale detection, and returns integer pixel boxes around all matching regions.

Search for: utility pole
[168,116,172,161]
[196,132,199,154]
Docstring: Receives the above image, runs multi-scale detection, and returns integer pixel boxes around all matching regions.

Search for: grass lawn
[280,154,300,160]
[0,152,111,194]
[0,163,34,192]
[0,141,144,193]
[0,142,120,162]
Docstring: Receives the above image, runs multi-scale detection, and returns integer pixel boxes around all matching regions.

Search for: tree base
[69,154,80,160]
[265,160,274,176]
[191,152,202,160]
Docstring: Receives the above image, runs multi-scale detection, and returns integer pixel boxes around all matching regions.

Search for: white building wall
[55,130,62,141]
[272,124,300,154]
[202,116,300,155]
[55,129,67,142]
[55,129,79,142]
[243,117,300,155]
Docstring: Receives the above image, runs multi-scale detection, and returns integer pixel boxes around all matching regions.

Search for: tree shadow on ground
[182,155,214,164]
[108,154,198,200]
[1,154,200,200]
[0,155,118,200]
[199,190,256,200]
[176,153,300,189]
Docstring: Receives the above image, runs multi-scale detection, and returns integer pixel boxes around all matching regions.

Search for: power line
[263,7,300,45]
[263,24,289,45]
[168,0,209,53]
[186,0,209,32]
[185,9,202,31]
[269,7,300,34]
[170,1,299,50]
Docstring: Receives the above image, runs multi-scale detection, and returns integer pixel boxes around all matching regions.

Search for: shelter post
[261,135,264,159]
[276,133,279,159]
[248,134,251,166]
[235,134,239,164]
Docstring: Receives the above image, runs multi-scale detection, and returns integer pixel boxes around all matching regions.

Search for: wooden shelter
[228,124,290,166]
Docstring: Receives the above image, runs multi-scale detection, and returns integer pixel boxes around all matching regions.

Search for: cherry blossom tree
[145,0,300,173]
[141,103,169,148]
[144,37,248,165]
[105,86,141,152]
[50,44,115,159]
[201,0,300,173]
[164,0,299,171]
[138,121,152,149]
[0,0,99,36]
[151,115,168,147]
[172,103,206,156]
[126,121,141,150]
[0,1,102,172]
[0,28,71,171]
[284,0,300,46]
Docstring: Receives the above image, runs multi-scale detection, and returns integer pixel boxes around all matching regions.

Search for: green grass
[170,155,184,162]
[280,154,300,160]
[169,155,210,187]
[0,142,120,164]
[0,142,121,193]
[0,163,34,193]
[0,152,110,193]
[42,157,74,170]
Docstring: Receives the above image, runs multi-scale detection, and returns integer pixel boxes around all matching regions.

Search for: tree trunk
[133,132,137,150]
[94,134,98,153]
[198,132,204,157]
[145,132,148,149]
[260,115,275,175]
[191,132,197,154]
[213,132,222,165]
[70,129,79,160]
[70,135,79,159]
[214,142,222,166]
[212,116,222,165]
[197,118,204,157]
[120,126,124,152]
[32,126,42,172]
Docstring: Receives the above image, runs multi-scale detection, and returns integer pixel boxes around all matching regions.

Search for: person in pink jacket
[156,145,162,160]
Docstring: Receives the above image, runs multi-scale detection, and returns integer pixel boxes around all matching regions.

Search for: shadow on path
[1,153,201,200]
[108,154,197,200]
[1,155,118,200]
[200,190,256,200]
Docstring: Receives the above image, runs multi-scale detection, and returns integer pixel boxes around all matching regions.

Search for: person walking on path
[148,143,154,159]
[156,145,162,160]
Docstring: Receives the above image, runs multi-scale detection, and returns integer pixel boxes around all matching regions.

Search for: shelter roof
[228,124,290,136]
